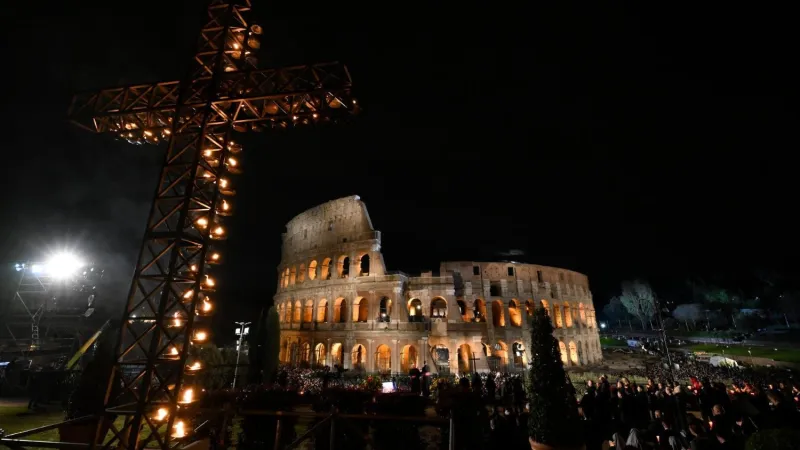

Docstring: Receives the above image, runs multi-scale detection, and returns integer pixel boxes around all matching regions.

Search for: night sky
[1,1,796,342]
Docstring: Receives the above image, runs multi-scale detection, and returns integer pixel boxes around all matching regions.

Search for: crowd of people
[430,358,800,450]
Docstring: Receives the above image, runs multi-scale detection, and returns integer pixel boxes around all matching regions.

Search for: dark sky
[1,1,796,340]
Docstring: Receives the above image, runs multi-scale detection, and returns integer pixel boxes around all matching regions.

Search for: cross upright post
[68,1,357,448]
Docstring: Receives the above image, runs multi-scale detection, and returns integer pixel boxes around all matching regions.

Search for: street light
[232,321,251,389]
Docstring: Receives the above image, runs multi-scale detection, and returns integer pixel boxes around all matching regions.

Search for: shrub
[527,307,582,447]
[745,429,800,450]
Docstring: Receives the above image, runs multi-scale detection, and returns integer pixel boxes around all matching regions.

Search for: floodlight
[46,252,84,279]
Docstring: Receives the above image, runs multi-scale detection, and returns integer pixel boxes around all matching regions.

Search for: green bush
[527,307,582,447]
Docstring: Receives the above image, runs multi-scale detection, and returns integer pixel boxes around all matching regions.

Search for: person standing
[421,361,431,398]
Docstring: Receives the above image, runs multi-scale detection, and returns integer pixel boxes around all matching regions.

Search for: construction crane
[67,1,357,448]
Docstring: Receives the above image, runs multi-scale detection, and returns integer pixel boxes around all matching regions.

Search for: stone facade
[276,196,602,374]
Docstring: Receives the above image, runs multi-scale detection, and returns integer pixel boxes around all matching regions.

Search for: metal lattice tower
[67,1,357,448]
[5,262,103,352]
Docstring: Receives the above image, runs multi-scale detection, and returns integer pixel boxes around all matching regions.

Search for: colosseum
[275,196,602,374]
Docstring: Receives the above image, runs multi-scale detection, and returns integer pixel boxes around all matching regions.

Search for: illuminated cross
[67,1,357,448]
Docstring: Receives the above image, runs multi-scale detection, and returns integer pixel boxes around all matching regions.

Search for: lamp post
[232,321,251,389]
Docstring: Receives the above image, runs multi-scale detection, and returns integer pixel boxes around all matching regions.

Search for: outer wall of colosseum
[275,195,602,375]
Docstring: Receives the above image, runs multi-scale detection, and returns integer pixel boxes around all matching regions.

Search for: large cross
[67,2,357,448]
[469,351,481,374]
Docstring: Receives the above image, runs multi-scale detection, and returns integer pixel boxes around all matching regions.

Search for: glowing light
[227,157,238,167]
[190,264,198,272]
[172,420,187,438]
[219,178,229,188]
[193,331,208,342]
[203,149,214,157]
[154,408,168,421]
[201,300,213,313]
[183,290,194,300]
[172,312,183,327]
[221,200,230,211]
[312,113,318,119]
[196,217,208,228]
[180,388,194,404]
[187,361,202,371]
[210,253,220,261]
[44,252,84,279]
[212,226,225,236]
[204,276,215,288]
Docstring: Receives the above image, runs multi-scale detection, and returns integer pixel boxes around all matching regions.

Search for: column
[366,339,374,371]
[420,337,429,366]
[344,338,354,369]
[449,339,459,374]
[392,339,400,374]
[393,287,404,323]
[326,338,333,367]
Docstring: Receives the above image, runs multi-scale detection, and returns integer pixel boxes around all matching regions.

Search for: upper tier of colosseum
[277,196,590,299]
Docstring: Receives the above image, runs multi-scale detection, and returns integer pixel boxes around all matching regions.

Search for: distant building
[276,196,602,374]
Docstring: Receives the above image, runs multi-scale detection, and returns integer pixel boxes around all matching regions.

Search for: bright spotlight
[600,322,607,329]
[45,252,84,279]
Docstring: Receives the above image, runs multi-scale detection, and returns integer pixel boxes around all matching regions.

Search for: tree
[672,303,703,331]
[527,306,582,447]
[617,280,656,330]
[603,297,631,329]
[263,306,280,383]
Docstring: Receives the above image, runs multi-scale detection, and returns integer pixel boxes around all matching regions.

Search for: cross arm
[68,61,358,135]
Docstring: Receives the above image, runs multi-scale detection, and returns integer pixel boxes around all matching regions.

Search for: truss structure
[67,1,356,449]
[3,263,102,352]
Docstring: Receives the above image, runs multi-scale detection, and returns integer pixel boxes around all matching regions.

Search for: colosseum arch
[333,297,347,323]
[293,300,302,322]
[492,341,508,371]
[577,341,585,365]
[512,342,527,369]
[458,344,472,373]
[337,255,349,278]
[541,299,549,316]
[564,303,573,327]
[553,304,563,328]
[508,299,522,327]
[568,341,578,365]
[278,303,285,322]
[300,342,311,365]
[408,298,423,322]
[379,297,392,322]
[375,344,391,373]
[289,266,297,285]
[359,253,370,276]
[431,297,447,319]
[474,299,487,322]
[525,300,535,318]
[303,300,314,323]
[321,258,331,280]
[352,297,368,322]
[298,264,306,283]
[491,300,505,327]
[457,299,472,321]
[351,344,366,370]
[280,340,288,363]
[401,345,418,372]
[281,268,289,288]
[314,343,326,366]
[308,260,318,280]
[558,341,568,365]
[317,299,328,322]
[579,304,586,326]
[331,343,343,366]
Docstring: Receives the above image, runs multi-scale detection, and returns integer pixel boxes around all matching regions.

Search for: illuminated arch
[351,344,366,370]
[408,298,423,322]
[308,260,318,280]
[431,297,447,319]
[508,299,522,327]
[558,341,568,365]
[569,341,578,365]
[375,344,391,373]
[334,297,347,323]
[352,297,368,322]
[298,264,306,283]
[491,300,505,327]
[564,303,573,327]
[314,343,326,366]
[292,300,301,322]
[317,298,328,322]
[401,345,418,372]
[303,299,313,323]
[320,258,331,280]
